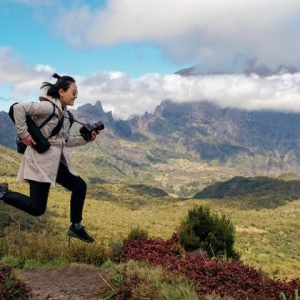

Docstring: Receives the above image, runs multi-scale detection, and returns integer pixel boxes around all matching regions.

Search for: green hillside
[193,175,300,209]
[0,171,300,280]
[2,144,300,282]
[0,144,21,176]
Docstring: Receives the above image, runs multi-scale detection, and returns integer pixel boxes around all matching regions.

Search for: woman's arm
[13,102,54,139]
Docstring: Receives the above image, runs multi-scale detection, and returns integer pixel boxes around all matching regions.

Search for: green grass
[1,179,300,279]
[108,260,200,300]
[280,289,299,300]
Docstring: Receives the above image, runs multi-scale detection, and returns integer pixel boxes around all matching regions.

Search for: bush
[110,227,149,262]
[110,260,199,300]
[126,227,149,242]
[0,264,32,299]
[179,205,239,259]
[119,234,300,299]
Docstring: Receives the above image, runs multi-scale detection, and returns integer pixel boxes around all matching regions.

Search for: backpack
[9,102,74,154]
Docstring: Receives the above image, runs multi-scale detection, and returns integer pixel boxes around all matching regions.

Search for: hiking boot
[67,225,95,243]
[0,182,8,199]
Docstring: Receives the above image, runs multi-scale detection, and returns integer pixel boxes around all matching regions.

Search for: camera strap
[49,111,74,138]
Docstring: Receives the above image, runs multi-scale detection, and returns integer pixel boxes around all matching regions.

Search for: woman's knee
[30,205,47,216]
[74,177,87,191]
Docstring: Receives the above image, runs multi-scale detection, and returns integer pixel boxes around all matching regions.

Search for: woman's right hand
[22,135,36,147]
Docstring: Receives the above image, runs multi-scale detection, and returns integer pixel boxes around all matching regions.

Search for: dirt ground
[17,264,114,300]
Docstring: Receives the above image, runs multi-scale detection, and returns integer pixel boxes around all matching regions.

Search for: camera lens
[94,121,105,131]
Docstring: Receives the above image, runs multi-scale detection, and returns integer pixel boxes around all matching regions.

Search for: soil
[17,264,114,300]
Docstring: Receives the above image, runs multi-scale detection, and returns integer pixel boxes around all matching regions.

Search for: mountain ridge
[2,100,300,197]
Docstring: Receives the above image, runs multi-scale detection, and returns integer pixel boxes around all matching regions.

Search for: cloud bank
[1,47,300,119]
[53,0,300,72]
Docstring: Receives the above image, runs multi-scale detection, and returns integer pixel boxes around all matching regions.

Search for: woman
[0,73,98,243]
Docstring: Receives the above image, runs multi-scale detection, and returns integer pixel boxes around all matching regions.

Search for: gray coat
[13,94,88,186]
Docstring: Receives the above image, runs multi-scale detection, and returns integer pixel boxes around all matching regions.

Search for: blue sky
[1,1,189,77]
[1,0,300,119]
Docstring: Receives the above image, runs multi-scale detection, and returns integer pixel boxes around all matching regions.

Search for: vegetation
[194,176,300,209]
[118,234,300,299]
[0,264,31,299]
[280,289,299,300]
[2,144,300,297]
[108,260,199,300]
[1,177,300,278]
[179,206,239,259]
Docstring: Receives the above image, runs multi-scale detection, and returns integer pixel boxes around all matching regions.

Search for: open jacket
[13,94,88,186]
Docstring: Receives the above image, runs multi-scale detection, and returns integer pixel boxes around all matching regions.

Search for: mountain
[136,100,300,157]
[175,62,300,77]
[2,100,300,197]
[0,111,17,149]
[193,175,300,209]
[117,99,300,170]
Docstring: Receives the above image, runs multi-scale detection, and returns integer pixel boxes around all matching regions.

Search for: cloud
[0,47,54,100]
[53,0,300,71]
[2,47,300,119]
[76,71,300,119]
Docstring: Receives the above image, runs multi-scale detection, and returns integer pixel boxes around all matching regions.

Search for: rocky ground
[18,264,114,300]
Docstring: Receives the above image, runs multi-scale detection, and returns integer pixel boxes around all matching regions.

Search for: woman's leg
[56,162,94,243]
[56,162,87,224]
[2,181,50,216]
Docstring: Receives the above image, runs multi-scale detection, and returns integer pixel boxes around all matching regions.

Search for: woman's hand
[22,135,36,147]
[87,130,99,142]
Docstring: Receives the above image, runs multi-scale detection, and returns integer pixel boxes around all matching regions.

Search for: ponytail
[53,73,61,80]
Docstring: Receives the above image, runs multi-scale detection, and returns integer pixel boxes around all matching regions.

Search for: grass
[108,260,200,300]
[1,179,300,280]
[280,289,299,300]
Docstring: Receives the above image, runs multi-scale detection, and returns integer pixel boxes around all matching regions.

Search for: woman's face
[59,82,78,107]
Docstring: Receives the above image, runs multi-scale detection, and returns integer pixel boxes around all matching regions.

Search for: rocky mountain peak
[77,100,105,115]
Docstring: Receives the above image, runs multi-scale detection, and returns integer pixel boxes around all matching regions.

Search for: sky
[1,0,300,119]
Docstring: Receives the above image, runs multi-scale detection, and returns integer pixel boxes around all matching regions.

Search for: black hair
[40,73,76,99]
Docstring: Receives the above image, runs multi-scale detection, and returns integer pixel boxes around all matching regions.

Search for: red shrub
[119,233,300,299]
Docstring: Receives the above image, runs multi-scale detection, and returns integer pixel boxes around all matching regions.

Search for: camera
[79,121,105,141]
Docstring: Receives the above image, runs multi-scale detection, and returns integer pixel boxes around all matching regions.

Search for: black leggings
[3,162,87,224]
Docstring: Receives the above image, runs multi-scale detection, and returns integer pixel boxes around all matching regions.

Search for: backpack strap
[48,110,74,138]
[8,102,18,123]
[48,116,64,138]
[38,102,56,129]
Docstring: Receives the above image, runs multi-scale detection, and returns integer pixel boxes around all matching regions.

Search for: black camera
[79,121,105,141]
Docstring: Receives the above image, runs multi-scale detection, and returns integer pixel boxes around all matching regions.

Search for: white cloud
[2,48,300,119]
[0,47,54,102]
[53,0,300,71]
[77,72,300,119]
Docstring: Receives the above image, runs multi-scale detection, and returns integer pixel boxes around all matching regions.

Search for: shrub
[126,227,149,242]
[179,205,239,259]
[109,227,149,262]
[0,264,32,299]
[119,234,300,299]
[67,241,108,266]
[110,260,199,300]
[3,229,109,267]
